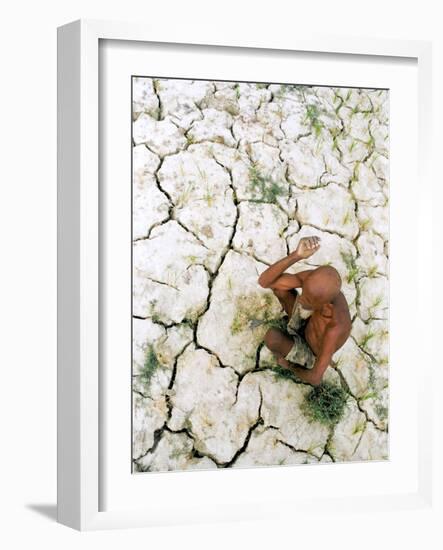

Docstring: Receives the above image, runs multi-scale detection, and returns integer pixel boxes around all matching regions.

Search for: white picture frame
[57,19,434,531]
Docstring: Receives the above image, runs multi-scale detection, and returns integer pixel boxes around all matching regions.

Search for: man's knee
[272,287,297,299]
[272,288,287,299]
[264,327,285,351]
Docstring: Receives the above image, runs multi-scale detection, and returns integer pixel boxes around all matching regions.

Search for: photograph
[131,76,389,472]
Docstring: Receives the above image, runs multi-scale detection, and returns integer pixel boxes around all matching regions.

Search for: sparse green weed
[140,344,161,386]
[375,403,388,420]
[340,250,359,283]
[304,104,323,137]
[359,390,378,401]
[248,164,286,204]
[369,294,384,312]
[271,366,300,383]
[186,255,198,264]
[342,210,352,225]
[366,135,375,149]
[359,329,376,349]
[352,421,366,435]
[359,218,371,231]
[201,186,215,207]
[230,292,281,335]
[177,181,196,207]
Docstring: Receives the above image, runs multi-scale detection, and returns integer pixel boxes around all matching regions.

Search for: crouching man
[258,235,352,386]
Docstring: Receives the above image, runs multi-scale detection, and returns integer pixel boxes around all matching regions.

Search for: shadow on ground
[26,503,57,522]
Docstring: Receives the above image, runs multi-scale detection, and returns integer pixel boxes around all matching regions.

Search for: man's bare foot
[276,356,295,372]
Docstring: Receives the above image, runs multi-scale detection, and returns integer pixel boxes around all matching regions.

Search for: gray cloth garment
[284,295,316,369]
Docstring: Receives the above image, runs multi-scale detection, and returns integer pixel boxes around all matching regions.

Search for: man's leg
[264,327,295,360]
[264,327,316,371]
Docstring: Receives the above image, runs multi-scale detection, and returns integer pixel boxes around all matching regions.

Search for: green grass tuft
[375,403,388,420]
[342,210,352,225]
[140,344,161,386]
[366,134,375,149]
[271,365,300,383]
[359,218,371,231]
[277,83,296,97]
[370,295,384,311]
[230,291,283,335]
[360,390,378,401]
[340,250,359,283]
[304,104,323,137]
[359,329,376,349]
[350,161,361,183]
[248,164,286,204]
[302,383,349,426]
[201,187,215,207]
[352,421,366,435]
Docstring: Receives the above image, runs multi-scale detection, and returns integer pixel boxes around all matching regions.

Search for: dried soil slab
[133,221,210,323]
[132,77,159,120]
[352,422,388,461]
[233,425,318,468]
[357,276,389,321]
[167,345,261,463]
[233,201,288,264]
[132,320,193,397]
[356,231,388,277]
[197,250,283,374]
[327,397,367,462]
[133,113,187,156]
[158,149,237,270]
[255,371,330,457]
[133,393,168,460]
[132,321,193,458]
[188,108,237,147]
[295,183,359,240]
[279,137,325,189]
[332,338,373,399]
[135,430,217,472]
[155,78,213,130]
[356,204,388,241]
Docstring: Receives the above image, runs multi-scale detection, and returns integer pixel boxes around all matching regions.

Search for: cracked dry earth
[132,77,389,472]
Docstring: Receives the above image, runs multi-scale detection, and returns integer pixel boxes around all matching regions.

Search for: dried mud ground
[132,78,389,472]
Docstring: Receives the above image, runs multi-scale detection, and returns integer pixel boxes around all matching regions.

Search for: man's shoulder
[330,293,352,330]
[334,291,351,313]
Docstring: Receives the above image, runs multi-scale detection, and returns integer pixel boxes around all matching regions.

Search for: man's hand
[295,236,321,260]
[257,237,319,289]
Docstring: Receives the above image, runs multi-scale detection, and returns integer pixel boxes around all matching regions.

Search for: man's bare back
[258,236,351,385]
[302,289,350,355]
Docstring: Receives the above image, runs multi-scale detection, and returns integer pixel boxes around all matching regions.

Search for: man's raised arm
[258,236,321,289]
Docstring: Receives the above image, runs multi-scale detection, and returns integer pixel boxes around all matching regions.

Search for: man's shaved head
[303,266,342,307]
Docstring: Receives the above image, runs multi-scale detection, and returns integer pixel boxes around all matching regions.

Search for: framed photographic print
[57,19,434,530]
